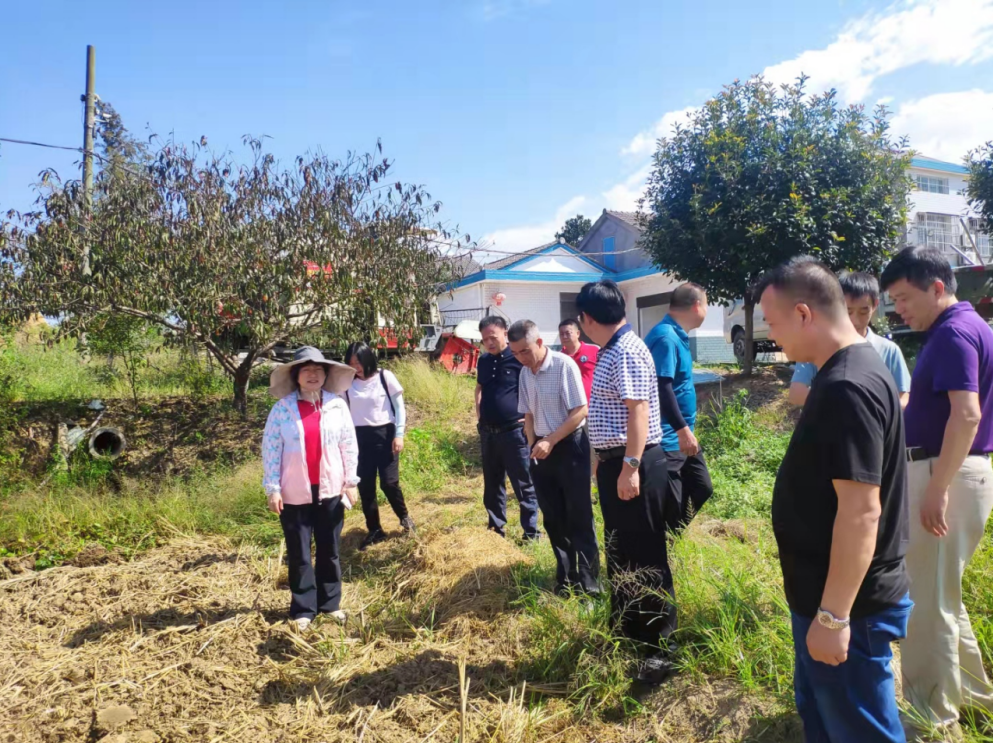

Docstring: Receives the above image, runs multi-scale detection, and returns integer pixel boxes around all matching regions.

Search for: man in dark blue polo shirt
[475,316,540,540]
[644,282,714,531]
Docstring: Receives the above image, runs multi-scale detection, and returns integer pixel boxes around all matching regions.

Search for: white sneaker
[292,617,312,631]
[328,610,347,625]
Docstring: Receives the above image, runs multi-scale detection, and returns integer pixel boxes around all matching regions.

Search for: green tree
[1,136,471,412]
[88,314,160,408]
[967,142,993,237]
[556,214,592,245]
[640,76,911,373]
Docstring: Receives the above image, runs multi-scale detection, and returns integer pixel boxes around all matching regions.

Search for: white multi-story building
[906,156,988,264]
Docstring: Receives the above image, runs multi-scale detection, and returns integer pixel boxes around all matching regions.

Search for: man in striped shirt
[510,319,600,596]
[577,280,676,686]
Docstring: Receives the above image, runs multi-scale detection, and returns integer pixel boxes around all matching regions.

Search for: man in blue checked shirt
[577,279,676,687]
[644,283,714,532]
[789,271,911,408]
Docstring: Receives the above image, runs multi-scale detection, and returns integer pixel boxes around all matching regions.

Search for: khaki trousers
[902,455,993,725]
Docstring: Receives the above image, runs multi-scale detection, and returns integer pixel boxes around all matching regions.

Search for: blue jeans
[792,594,913,743]
[479,425,540,539]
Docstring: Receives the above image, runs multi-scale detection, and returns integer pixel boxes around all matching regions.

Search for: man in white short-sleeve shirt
[510,319,600,596]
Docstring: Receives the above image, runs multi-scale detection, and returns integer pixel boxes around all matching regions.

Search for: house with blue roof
[438,155,989,363]
[437,210,736,361]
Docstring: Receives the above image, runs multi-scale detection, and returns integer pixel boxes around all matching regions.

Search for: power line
[0,135,153,184]
[0,137,85,153]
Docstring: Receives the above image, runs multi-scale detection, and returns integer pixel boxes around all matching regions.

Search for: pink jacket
[262,391,359,506]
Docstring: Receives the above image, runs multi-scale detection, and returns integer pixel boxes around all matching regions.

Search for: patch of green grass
[390,355,476,425]
[0,464,282,564]
[1,335,231,403]
[696,390,791,519]
[674,526,794,697]
[964,516,993,743]
[512,549,644,719]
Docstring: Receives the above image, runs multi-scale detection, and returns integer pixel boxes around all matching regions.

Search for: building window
[602,236,615,270]
[914,175,950,194]
[968,218,992,257]
[915,213,958,250]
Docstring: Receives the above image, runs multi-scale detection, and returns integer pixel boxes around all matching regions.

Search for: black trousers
[596,445,678,651]
[355,423,408,532]
[664,450,714,533]
[279,484,344,619]
[530,428,600,593]
[479,425,540,539]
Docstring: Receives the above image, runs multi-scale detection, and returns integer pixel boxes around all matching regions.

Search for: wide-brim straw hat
[269,346,356,398]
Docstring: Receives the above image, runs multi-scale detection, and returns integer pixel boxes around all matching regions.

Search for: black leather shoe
[359,529,387,551]
[400,517,416,535]
[633,652,677,686]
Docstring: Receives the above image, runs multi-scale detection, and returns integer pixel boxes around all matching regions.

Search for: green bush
[696,390,791,519]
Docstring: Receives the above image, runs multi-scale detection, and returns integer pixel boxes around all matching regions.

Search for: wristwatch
[623,456,640,469]
[816,608,851,630]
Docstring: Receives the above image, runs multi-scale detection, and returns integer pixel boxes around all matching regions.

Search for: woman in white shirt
[344,342,414,549]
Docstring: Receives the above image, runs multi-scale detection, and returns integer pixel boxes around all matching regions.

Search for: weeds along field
[1,332,992,742]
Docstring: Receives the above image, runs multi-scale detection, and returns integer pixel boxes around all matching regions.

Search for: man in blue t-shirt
[644,282,714,531]
[789,271,911,408]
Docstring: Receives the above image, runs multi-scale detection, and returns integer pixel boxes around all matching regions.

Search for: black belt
[479,421,524,435]
[594,442,657,463]
[906,447,933,462]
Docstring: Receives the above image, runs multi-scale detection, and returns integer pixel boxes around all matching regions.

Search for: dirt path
[0,471,798,743]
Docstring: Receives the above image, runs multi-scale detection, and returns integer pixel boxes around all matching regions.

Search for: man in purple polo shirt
[881,246,993,734]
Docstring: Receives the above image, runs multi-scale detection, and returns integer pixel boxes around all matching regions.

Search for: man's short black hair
[479,315,507,332]
[879,246,957,294]
[752,255,846,319]
[558,318,581,331]
[837,271,880,304]
[576,280,626,325]
[344,341,378,378]
[670,282,707,310]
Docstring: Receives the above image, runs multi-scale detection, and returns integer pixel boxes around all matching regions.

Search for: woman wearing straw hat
[263,346,358,631]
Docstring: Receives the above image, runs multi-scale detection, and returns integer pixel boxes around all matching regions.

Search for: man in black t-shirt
[755,257,911,743]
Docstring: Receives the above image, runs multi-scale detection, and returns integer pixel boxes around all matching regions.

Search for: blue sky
[2,0,992,256]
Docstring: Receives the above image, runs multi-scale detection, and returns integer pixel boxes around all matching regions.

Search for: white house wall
[437,283,485,324]
[481,281,590,346]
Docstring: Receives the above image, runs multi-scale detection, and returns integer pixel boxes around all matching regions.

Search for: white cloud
[621,106,697,157]
[891,88,993,161]
[481,195,588,254]
[601,165,652,212]
[623,0,993,158]
[763,0,993,103]
[481,167,653,256]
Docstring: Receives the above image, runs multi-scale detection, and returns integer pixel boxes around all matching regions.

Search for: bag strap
[344,390,350,408]
[379,370,397,420]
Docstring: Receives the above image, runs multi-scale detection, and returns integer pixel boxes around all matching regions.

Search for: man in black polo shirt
[755,257,910,743]
[475,316,540,541]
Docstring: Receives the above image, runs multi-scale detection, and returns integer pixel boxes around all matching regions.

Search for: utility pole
[81,44,95,277]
